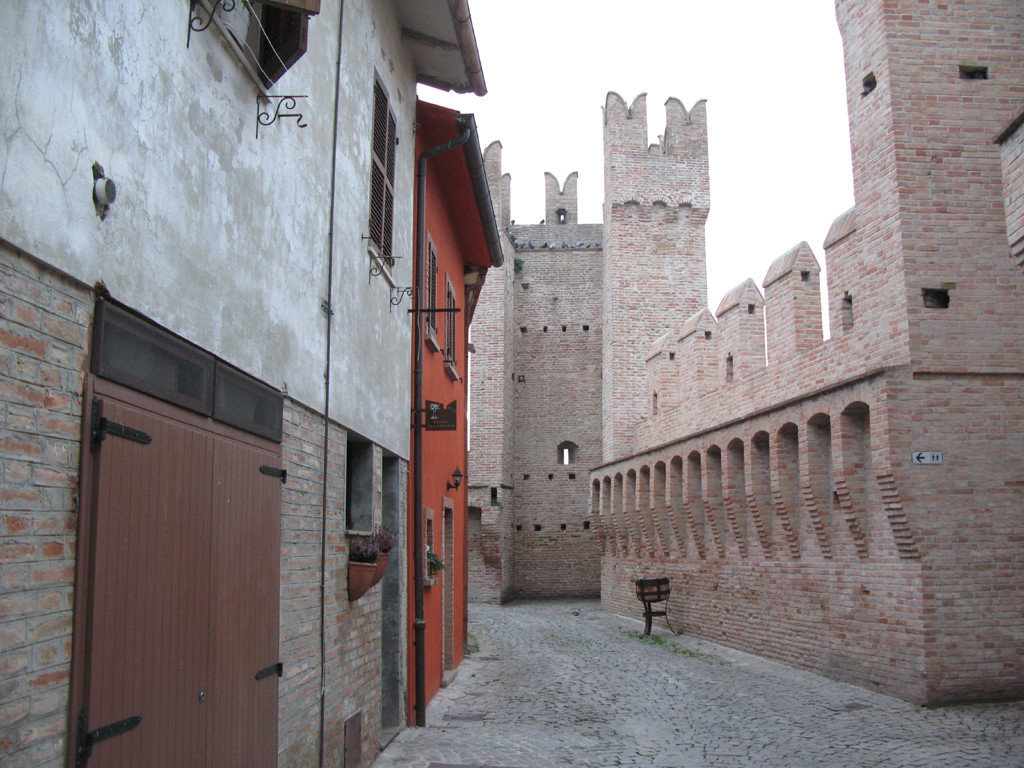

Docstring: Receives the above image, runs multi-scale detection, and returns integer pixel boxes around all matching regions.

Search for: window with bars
[369,77,397,271]
[444,277,457,377]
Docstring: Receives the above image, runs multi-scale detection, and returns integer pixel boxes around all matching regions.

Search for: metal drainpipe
[414,126,472,727]
[319,1,344,765]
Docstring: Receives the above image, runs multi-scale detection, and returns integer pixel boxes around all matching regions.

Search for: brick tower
[602,94,710,462]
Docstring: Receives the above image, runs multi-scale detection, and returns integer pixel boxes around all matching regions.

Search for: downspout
[319,1,345,765]
[414,124,472,727]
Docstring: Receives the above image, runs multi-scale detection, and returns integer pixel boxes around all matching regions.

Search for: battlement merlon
[604,92,710,213]
[544,171,579,225]
[484,140,512,229]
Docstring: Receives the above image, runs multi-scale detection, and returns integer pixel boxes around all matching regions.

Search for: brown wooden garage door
[72,377,282,768]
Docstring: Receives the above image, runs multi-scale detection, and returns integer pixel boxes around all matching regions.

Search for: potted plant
[348,537,379,601]
[426,547,444,578]
[372,526,397,583]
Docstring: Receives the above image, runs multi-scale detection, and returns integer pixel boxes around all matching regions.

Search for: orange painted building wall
[406,106,478,724]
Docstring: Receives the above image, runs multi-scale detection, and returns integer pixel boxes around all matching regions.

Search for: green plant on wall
[426,548,444,575]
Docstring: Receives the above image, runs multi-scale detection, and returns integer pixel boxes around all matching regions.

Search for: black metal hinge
[91,399,152,452]
[259,465,287,484]
[76,710,142,768]
[255,662,283,680]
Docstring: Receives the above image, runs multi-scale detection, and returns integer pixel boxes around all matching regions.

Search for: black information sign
[425,400,457,431]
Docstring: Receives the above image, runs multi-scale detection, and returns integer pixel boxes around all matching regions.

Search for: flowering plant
[349,537,379,563]
[372,526,398,553]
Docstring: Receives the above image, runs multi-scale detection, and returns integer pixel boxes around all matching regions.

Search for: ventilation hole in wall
[726,354,734,383]
[959,63,988,80]
[520,326,527,333]
[522,283,530,289]
[548,473,554,480]
[560,523,566,531]
[862,72,877,95]
[583,521,591,530]
[568,473,576,480]
[583,325,590,331]
[516,524,522,531]
[543,326,548,332]
[669,351,675,360]
[747,303,755,314]
[704,330,712,340]
[801,270,810,282]
[534,524,542,532]
[523,473,530,480]
[561,325,566,332]
[922,288,950,308]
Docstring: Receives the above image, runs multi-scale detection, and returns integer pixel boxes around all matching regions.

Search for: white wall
[0,0,416,455]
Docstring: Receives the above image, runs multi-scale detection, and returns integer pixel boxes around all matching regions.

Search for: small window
[652,391,659,416]
[490,487,498,505]
[668,351,675,361]
[583,521,591,530]
[560,523,567,531]
[557,208,567,224]
[557,440,578,465]
[346,436,373,531]
[561,325,567,332]
[520,326,528,334]
[522,283,530,290]
[582,325,590,331]
[704,330,712,340]
[369,77,397,271]
[547,474,554,480]
[534,524,542,532]
[212,0,314,88]
[523,474,530,480]
[568,473,576,480]
[516,524,522,531]
[862,72,877,96]
[747,304,755,315]
[959,64,988,80]
[543,326,548,332]
[726,355,734,383]
[922,288,950,308]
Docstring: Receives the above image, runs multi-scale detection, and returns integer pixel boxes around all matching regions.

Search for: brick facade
[594,0,1024,705]
[471,0,1024,705]
[0,242,89,768]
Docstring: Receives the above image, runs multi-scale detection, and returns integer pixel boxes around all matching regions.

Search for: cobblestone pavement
[374,600,1024,768]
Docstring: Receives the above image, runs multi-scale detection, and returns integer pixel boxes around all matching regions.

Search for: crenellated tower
[601,93,710,462]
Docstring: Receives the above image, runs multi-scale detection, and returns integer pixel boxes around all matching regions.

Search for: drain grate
[442,712,489,721]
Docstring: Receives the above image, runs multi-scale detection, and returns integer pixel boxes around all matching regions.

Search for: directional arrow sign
[911,451,943,465]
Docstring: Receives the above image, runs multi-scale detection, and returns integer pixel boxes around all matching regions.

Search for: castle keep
[470,0,1024,705]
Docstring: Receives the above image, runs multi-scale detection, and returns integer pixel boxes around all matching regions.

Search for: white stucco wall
[0,0,415,456]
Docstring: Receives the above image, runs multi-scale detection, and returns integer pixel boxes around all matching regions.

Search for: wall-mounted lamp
[447,467,463,491]
[92,162,116,220]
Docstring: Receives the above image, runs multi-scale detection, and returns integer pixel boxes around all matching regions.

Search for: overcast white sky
[422,0,855,317]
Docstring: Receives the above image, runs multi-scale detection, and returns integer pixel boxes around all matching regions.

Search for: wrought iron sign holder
[257,95,308,139]
[187,0,236,48]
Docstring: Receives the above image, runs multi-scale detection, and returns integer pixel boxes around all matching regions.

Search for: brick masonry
[0,240,405,767]
[595,0,1024,705]
[470,0,1024,705]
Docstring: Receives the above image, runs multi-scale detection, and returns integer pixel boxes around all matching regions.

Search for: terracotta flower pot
[373,551,391,585]
[348,560,377,601]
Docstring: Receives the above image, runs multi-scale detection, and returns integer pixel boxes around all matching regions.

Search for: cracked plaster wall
[0,0,416,456]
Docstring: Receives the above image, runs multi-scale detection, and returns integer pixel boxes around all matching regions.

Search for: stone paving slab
[373,600,1024,768]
